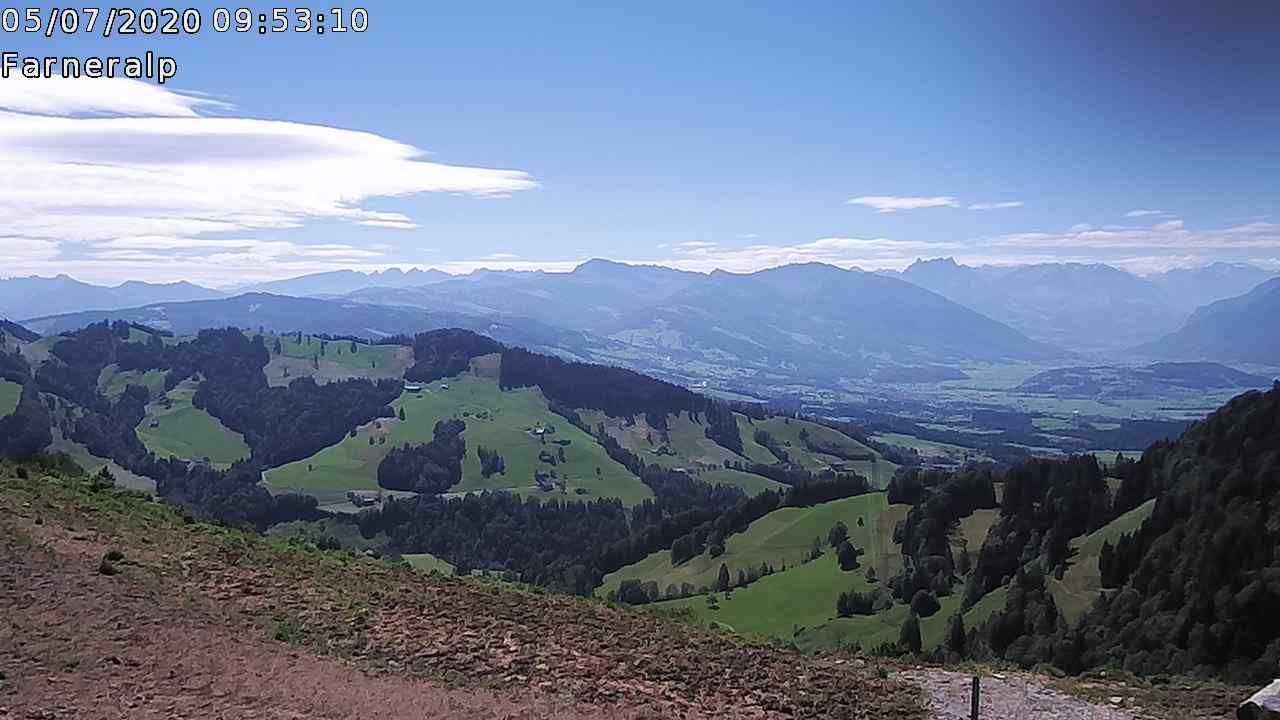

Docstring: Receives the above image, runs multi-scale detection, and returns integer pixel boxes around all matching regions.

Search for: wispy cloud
[988,220,1280,251]
[968,201,1023,210]
[1124,209,1168,218]
[659,236,963,272]
[0,76,537,285]
[845,195,959,213]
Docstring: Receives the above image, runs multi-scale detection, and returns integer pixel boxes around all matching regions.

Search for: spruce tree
[900,612,923,654]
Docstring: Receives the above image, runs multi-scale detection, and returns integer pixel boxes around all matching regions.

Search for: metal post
[971,675,980,720]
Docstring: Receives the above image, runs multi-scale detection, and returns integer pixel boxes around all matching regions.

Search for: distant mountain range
[22,293,600,361]
[1138,277,1280,364]
[0,275,224,321]
[21,262,1064,388]
[240,268,452,297]
[890,259,1275,354]
[14,259,1280,383]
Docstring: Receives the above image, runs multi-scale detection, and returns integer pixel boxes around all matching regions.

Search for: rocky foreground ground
[0,469,1248,719]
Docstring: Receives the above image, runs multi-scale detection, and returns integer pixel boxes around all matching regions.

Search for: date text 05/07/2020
[2,52,178,84]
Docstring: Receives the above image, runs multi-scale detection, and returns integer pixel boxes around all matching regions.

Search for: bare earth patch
[1,473,923,720]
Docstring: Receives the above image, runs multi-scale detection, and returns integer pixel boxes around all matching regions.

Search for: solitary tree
[900,612,923,654]
[836,540,861,571]
[398,407,406,421]
[827,521,849,547]
[717,563,731,592]
[945,613,966,656]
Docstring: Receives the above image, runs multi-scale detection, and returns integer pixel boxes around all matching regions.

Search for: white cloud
[676,241,718,249]
[482,253,521,260]
[968,201,1023,210]
[1124,209,1168,218]
[0,76,537,284]
[660,236,964,272]
[845,195,959,213]
[0,76,229,117]
[988,220,1280,251]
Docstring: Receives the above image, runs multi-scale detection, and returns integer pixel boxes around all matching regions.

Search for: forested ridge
[922,383,1280,682]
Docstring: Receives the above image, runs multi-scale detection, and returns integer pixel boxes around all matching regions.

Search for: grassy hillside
[603,493,900,600]
[582,409,786,495]
[0,464,923,719]
[750,416,898,489]
[0,379,20,418]
[870,432,992,466]
[1048,498,1156,624]
[267,359,652,506]
[135,378,251,469]
[96,364,168,400]
[48,428,155,494]
[264,333,414,387]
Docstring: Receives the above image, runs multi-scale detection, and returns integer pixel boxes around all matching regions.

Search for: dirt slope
[0,468,922,719]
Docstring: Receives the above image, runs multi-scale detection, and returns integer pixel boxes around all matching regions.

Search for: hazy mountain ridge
[894,259,1199,353]
[0,275,224,321]
[241,268,453,297]
[21,293,605,361]
[1138,277,1280,363]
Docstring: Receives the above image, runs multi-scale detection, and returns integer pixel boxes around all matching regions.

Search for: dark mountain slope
[1137,278,1280,363]
[0,319,39,343]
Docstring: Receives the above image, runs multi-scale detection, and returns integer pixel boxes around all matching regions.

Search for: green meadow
[49,428,155,493]
[0,379,20,418]
[603,492,903,603]
[265,361,651,506]
[749,416,899,489]
[582,409,787,496]
[135,378,250,469]
[263,333,414,387]
[97,364,168,400]
[1048,498,1156,624]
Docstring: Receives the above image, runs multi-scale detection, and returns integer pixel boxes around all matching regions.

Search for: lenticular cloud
[0,76,537,281]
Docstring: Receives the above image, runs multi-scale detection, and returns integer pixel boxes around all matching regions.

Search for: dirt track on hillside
[0,476,923,719]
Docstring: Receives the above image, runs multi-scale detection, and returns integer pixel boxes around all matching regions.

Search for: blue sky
[1,2,1277,285]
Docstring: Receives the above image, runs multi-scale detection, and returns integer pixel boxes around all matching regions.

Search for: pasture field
[266,361,651,506]
[0,379,20,418]
[582,409,786,496]
[603,493,902,603]
[97,364,168,400]
[636,492,1009,653]
[263,333,413,387]
[870,432,991,466]
[402,553,455,575]
[735,414,781,465]
[1049,498,1156,624]
[49,428,155,493]
[135,378,250,469]
[750,416,898,488]
[266,518,387,552]
[954,509,999,565]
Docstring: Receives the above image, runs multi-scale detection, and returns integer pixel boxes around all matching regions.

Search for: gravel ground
[901,669,1135,720]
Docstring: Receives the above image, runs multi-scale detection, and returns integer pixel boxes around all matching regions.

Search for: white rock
[1239,680,1280,720]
